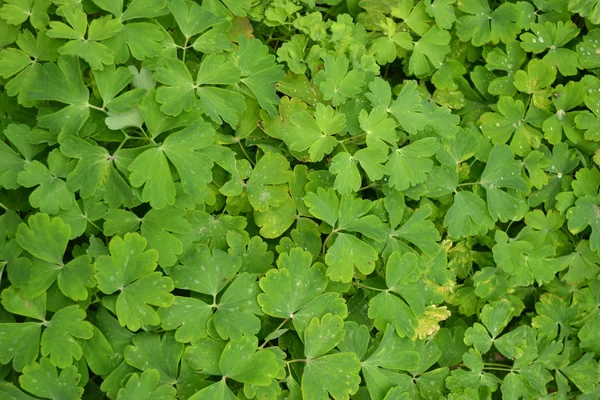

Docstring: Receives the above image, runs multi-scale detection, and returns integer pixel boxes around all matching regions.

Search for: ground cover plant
[0,0,600,398]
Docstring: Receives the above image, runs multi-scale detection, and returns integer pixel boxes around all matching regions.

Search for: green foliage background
[1,0,600,398]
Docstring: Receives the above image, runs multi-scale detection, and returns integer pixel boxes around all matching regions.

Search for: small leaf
[19,358,83,400]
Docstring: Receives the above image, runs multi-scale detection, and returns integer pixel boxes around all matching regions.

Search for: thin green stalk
[237,139,255,166]
[322,228,339,257]
[354,283,387,292]
[182,37,189,63]
[88,104,107,113]
[483,366,514,372]
[258,318,290,350]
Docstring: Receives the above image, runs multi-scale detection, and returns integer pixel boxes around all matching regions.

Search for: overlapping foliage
[1,0,600,398]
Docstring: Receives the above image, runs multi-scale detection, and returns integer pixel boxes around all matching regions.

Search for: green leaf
[303,187,340,228]
[390,206,441,255]
[568,0,600,25]
[330,152,361,195]
[1,287,46,319]
[315,54,365,106]
[254,196,297,239]
[218,335,281,385]
[168,0,222,38]
[561,353,600,394]
[116,22,166,61]
[369,292,419,338]
[17,159,74,215]
[237,36,284,116]
[15,213,95,300]
[480,97,541,156]
[480,300,514,338]
[386,138,439,191]
[513,59,556,110]
[129,122,217,209]
[464,323,493,353]
[141,207,189,267]
[292,292,348,339]
[362,324,421,370]
[171,246,241,296]
[116,369,177,400]
[83,326,114,375]
[258,248,328,318]
[285,104,345,162]
[124,332,183,385]
[480,144,530,222]
[95,233,174,331]
[388,81,427,135]
[0,381,37,400]
[0,322,41,371]
[493,230,567,286]
[158,297,212,343]
[0,0,34,25]
[409,26,451,77]
[41,305,94,368]
[567,194,600,254]
[424,0,456,29]
[456,0,524,46]
[25,55,90,135]
[302,353,362,399]
[47,9,121,70]
[325,233,378,282]
[19,358,83,400]
[212,273,262,340]
[60,136,136,208]
[152,55,246,125]
[16,213,69,265]
[444,191,494,239]
[246,152,292,212]
[188,380,236,400]
[304,314,345,358]
[1,2,600,399]
[153,58,195,116]
[386,252,426,289]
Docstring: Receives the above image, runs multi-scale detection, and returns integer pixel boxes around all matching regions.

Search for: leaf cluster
[1,0,600,399]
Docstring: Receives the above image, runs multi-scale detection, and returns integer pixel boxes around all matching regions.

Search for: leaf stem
[457,182,479,187]
[116,131,131,153]
[321,228,339,257]
[138,126,156,145]
[182,37,189,63]
[258,317,290,350]
[483,362,513,368]
[354,282,387,292]
[482,366,514,372]
[286,359,307,364]
[338,140,350,154]
[359,183,379,191]
[561,226,578,247]
[339,133,367,143]
[87,220,103,232]
[88,104,107,113]
[236,139,255,166]
[458,363,515,372]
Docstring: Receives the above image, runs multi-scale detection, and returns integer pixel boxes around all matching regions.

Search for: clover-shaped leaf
[16,213,95,300]
[258,247,328,318]
[47,9,122,70]
[19,358,83,400]
[301,314,362,399]
[95,232,175,331]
